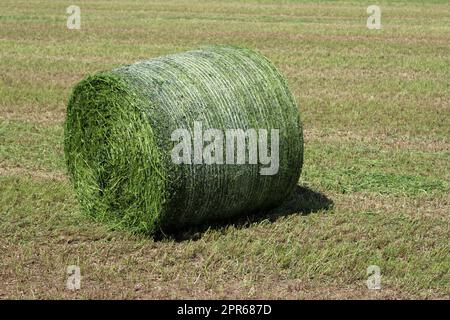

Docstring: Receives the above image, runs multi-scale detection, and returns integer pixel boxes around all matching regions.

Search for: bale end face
[64,73,167,234]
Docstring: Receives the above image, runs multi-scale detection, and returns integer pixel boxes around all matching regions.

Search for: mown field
[0,0,449,299]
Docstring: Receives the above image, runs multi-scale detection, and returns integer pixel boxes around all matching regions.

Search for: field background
[0,0,449,299]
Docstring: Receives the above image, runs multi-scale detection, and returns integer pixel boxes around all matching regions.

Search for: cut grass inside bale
[64,45,303,235]
[65,73,166,232]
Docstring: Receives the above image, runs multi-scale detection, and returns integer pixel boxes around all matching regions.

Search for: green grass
[0,0,449,299]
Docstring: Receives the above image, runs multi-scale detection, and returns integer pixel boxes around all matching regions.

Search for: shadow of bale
[155,185,333,241]
[268,185,334,219]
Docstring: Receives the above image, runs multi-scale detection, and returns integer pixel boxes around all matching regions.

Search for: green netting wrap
[64,45,303,235]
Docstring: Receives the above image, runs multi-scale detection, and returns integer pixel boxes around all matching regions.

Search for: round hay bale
[64,45,303,234]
